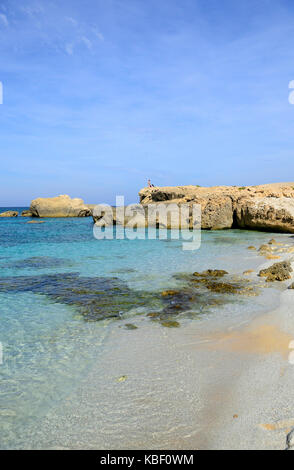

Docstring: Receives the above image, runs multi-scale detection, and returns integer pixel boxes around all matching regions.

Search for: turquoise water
[0,209,289,448]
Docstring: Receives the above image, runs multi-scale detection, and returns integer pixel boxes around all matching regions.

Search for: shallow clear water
[0,209,290,448]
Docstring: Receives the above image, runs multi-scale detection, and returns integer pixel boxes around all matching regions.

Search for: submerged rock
[117,375,127,383]
[205,281,241,294]
[147,312,161,318]
[27,220,45,224]
[258,261,293,282]
[258,244,272,253]
[193,269,228,278]
[189,269,258,296]
[161,320,180,328]
[161,290,179,297]
[0,211,18,217]
[0,264,261,325]
[2,256,71,270]
[0,273,152,321]
[124,323,138,330]
[268,238,277,245]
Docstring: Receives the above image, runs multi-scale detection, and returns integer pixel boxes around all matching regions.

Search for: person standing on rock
[148,179,155,188]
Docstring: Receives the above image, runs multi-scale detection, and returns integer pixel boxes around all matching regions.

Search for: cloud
[21,4,44,18]
[81,36,92,50]
[0,13,8,27]
[65,36,93,55]
[65,43,74,55]
[92,28,104,41]
[66,16,78,26]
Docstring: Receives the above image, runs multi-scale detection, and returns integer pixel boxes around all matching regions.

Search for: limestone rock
[234,197,294,233]
[139,183,294,232]
[201,197,233,230]
[0,211,18,217]
[268,238,277,245]
[21,210,33,217]
[29,195,91,218]
[258,261,293,282]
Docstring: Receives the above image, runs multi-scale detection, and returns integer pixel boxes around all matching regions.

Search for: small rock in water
[193,269,228,278]
[258,261,293,282]
[161,290,179,297]
[247,246,256,250]
[288,283,294,290]
[205,281,240,294]
[117,375,127,383]
[268,239,277,245]
[161,320,180,328]
[21,210,33,217]
[27,220,45,224]
[258,244,272,253]
[124,323,138,330]
[0,210,18,217]
[243,270,254,275]
[266,255,281,260]
[147,313,161,320]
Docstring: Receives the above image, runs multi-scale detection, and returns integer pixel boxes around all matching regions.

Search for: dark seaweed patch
[1,256,73,270]
[0,268,259,323]
[0,273,155,321]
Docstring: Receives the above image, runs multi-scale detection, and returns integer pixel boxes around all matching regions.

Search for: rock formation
[29,195,92,218]
[21,210,33,217]
[258,261,293,282]
[0,210,18,217]
[138,182,294,232]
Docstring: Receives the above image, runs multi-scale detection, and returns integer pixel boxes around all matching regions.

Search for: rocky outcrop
[139,183,294,232]
[234,197,294,233]
[258,261,293,282]
[0,211,18,217]
[21,210,33,217]
[29,195,92,218]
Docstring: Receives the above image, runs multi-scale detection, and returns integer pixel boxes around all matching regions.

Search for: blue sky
[1,0,294,205]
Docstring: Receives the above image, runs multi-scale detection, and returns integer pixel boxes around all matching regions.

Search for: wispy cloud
[65,16,78,26]
[81,36,92,50]
[92,28,104,41]
[0,13,8,27]
[65,42,74,55]
[21,4,44,18]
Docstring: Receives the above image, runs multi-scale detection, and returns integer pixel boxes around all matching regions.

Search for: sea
[0,207,291,449]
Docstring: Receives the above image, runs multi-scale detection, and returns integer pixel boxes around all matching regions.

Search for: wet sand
[198,322,293,358]
[184,293,294,449]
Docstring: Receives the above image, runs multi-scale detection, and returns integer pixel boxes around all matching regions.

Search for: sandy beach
[9,238,293,451]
